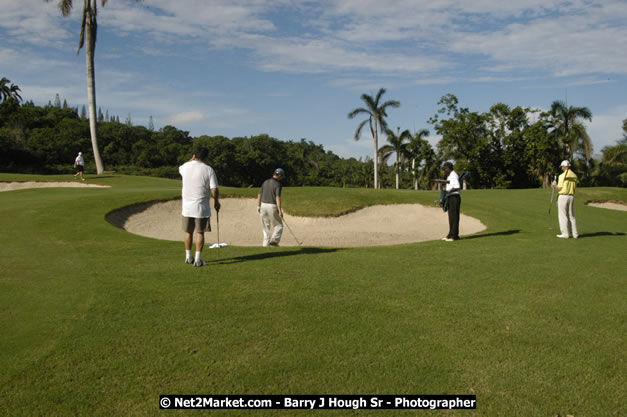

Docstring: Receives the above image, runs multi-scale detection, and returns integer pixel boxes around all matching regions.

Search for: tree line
[1,82,625,188]
[348,89,626,189]
[0,95,375,187]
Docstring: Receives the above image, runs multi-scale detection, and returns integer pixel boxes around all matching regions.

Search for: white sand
[110,198,487,247]
[0,181,110,192]
[587,202,627,212]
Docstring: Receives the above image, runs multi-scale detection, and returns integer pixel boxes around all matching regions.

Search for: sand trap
[586,202,627,212]
[108,198,486,247]
[0,181,110,192]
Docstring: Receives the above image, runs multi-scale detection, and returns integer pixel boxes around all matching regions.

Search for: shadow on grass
[89,175,117,180]
[577,232,625,238]
[462,229,521,240]
[209,247,341,264]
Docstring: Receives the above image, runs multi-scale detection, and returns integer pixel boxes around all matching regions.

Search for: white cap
[560,160,570,167]
[78,152,82,155]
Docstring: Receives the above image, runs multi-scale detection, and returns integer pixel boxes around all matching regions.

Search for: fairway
[0,174,625,417]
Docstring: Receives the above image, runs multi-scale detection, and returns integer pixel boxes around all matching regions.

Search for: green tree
[596,124,627,186]
[348,88,400,189]
[287,138,322,186]
[379,128,411,189]
[407,129,430,190]
[549,100,593,161]
[429,94,491,187]
[45,0,143,174]
[0,77,23,103]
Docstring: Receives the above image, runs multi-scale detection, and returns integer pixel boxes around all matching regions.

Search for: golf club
[548,175,557,214]
[216,210,221,261]
[282,217,303,246]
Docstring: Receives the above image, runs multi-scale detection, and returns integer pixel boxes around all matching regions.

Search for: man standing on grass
[257,168,285,247]
[442,162,461,241]
[179,147,220,267]
[553,160,578,239]
[73,152,85,181]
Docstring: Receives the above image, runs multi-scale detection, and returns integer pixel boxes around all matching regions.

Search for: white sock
[186,250,192,259]
[195,251,202,261]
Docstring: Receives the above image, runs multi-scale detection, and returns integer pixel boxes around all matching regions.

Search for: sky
[1,0,626,160]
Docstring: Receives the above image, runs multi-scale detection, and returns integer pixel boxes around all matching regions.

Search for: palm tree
[549,100,593,161]
[348,88,400,189]
[45,0,143,174]
[0,77,22,103]
[379,128,412,189]
[407,129,429,190]
[598,141,627,186]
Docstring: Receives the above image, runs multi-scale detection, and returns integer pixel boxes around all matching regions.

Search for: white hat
[560,160,570,167]
[78,152,82,155]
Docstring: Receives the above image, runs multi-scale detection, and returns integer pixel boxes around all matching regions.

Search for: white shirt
[179,160,218,218]
[75,155,84,166]
[446,170,460,195]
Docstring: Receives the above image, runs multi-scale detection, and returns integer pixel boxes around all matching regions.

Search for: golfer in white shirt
[179,148,220,267]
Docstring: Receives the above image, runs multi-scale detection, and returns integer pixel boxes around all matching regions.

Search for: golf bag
[439,190,449,212]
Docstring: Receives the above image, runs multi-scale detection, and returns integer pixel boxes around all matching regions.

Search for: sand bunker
[586,202,627,212]
[0,181,110,192]
[108,198,486,247]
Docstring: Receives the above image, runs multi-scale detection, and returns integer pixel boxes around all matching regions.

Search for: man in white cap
[257,168,285,246]
[73,152,85,181]
[553,160,578,238]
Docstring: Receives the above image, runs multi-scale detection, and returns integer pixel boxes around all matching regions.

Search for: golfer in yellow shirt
[553,160,578,239]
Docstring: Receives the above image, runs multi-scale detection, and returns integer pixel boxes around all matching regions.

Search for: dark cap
[274,168,286,178]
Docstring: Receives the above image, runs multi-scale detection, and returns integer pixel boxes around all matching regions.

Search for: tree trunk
[85,10,104,174]
[412,158,418,190]
[373,123,379,189]
[395,156,400,189]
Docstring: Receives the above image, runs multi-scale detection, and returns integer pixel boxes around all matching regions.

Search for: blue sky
[1,0,626,160]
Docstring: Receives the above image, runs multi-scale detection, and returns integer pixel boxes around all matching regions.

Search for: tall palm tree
[0,77,22,103]
[348,88,400,189]
[407,129,429,190]
[379,128,411,189]
[550,100,593,161]
[45,0,143,174]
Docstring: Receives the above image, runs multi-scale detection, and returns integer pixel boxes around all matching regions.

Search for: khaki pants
[557,194,578,237]
[260,203,283,246]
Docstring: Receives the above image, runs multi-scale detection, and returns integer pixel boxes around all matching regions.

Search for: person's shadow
[208,247,340,264]
[576,232,625,238]
[462,230,521,240]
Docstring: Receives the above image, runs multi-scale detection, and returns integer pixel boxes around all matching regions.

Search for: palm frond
[380,99,401,110]
[347,107,370,119]
[60,0,73,16]
[78,5,87,53]
[354,119,369,141]
[374,88,386,106]
[361,93,376,110]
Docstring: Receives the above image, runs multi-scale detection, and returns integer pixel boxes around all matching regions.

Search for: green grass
[0,173,625,417]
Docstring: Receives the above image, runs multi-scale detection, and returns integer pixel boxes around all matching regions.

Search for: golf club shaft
[282,217,302,245]
[548,175,556,214]
[216,211,220,259]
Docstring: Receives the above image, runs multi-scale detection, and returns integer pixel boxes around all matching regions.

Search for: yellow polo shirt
[558,169,577,195]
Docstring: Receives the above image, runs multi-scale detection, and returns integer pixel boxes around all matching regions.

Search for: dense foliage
[1,89,625,188]
[0,99,373,187]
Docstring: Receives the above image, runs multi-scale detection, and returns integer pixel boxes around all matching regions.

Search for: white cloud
[163,111,206,125]
[4,0,627,78]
